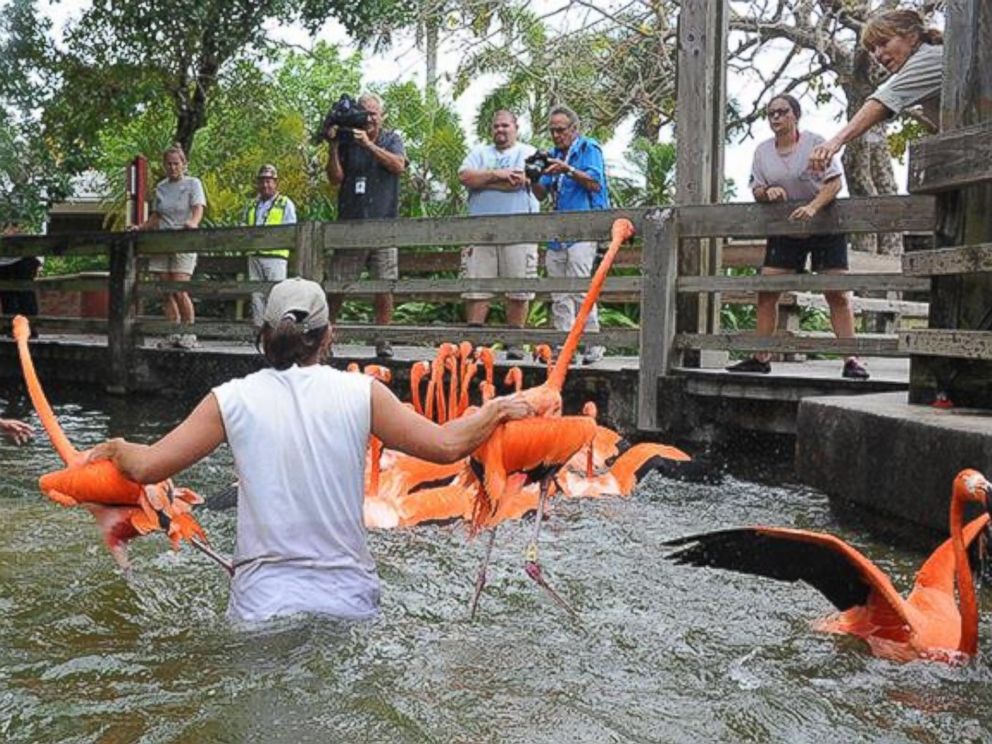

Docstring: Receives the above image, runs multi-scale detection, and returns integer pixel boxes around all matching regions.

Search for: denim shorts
[764,233,848,272]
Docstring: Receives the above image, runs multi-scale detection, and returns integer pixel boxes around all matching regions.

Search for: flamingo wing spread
[663,526,910,620]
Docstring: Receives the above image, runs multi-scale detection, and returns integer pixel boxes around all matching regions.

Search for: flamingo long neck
[950,493,979,655]
[13,316,77,463]
[546,224,628,390]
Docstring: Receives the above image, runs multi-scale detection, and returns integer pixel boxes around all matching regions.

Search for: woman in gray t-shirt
[133,144,206,349]
[810,9,943,171]
[727,94,869,380]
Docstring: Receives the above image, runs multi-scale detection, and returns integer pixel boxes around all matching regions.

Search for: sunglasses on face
[767,108,793,119]
[549,125,571,134]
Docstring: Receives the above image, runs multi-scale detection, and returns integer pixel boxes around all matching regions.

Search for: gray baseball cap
[256,164,278,179]
[262,277,329,331]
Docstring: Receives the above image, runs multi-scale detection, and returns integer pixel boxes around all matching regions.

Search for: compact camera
[524,150,552,182]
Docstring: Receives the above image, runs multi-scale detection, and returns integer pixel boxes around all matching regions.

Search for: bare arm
[325,140,344,186]
[370,380,531,463]
[134,212,162,231]
[87,394,227,483]
[810,99,891,171]
[459,168,527,191]
[185,204,204,229]
[790,176,842,222]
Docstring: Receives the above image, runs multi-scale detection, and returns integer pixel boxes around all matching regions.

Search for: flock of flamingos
[10,217,992,665]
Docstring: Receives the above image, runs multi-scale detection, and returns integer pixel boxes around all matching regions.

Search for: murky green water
[2,386,991,743]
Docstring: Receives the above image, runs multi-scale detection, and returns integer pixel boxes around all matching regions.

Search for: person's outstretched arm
[809,100,890,171]
[370,380,533,463]
[87,394,226,483]
[0,418,34,445]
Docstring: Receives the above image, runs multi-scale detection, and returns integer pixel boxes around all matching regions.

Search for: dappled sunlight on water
[2,387,991,742]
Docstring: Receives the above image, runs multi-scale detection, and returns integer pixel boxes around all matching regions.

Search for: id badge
[355,177,367,195]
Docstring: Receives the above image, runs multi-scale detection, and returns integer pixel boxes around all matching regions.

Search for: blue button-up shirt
[539,135,610,249]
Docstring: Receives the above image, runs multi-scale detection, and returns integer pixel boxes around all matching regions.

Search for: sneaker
[726,357,771,374]
[375,339,394,358]
[842,358,870,380]
[157,333,182,349]
[176,333,198,350]
[582,345,606,365]
[505,344,526,360]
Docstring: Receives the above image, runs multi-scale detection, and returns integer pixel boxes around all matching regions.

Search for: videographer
[457,110,540,360]
[324,92,407,358]
[530,105,610,365]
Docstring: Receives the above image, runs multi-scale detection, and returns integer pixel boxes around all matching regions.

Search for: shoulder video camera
[314,94,371,144]
[524,150,552,182]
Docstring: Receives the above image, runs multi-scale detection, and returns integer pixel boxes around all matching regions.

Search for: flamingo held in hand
[12,315,229,576]
[663,469,992,663]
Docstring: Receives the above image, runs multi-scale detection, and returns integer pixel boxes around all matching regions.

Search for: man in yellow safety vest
[245,164,297,325]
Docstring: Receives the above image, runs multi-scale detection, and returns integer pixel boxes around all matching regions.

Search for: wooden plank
[107,239,138,393]
[144,277,642,297]
[792,292,929,318]
[678,273,929,293]
[135,225,296,255]
[396,245,643,273]
[910,0,992,407]
[317,209,650,249]
[637,209,679,431]
[0,316,109,334]
[677,195,936,238]
[136,319,640,347]
[0,231,122,258]
[908,122,992,193]
[675,332,902,356]
[900,329,992,360]
[902,242,992,276]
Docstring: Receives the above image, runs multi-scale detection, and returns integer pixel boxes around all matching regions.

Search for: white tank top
[212,364,377,622]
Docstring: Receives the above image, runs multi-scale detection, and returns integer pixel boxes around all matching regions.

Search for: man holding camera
[531,105,610,365]
[458,110,540,360]
[244,164,297,327]
[325,92,407,358]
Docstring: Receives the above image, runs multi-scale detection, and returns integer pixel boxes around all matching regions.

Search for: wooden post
[675,0,727,367]
[637,209,679,431]
[293,221,324,281]
[107,236,138,394]
[909,0,992,406]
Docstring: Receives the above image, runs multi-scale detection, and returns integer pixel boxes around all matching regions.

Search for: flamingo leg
[523,476,578,618]
[469,527,497,621]
[189,537,235,577]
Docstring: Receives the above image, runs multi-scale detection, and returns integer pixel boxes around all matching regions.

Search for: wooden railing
[0,196,941,416]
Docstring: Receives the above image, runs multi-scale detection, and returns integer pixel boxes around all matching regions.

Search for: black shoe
[375,340,394,358]
[726,357,771,374]
[842,359,870,380]
[505,344,526,360]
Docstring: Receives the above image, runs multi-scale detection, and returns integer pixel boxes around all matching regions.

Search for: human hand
[543,158,572,176]
[0,418,34,445]
[498,169,528,188]
[495,392,536,422]
[325,124,339,143]
[808,141,839,172]
[183,220,199,229]
[765,186,787,202]
[790,204,818,222]
[351,128,372,148]
[84,438,124,465]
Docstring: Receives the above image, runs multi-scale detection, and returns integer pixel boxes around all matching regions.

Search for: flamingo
[465,218,636,617]
[11,315,229,576]
[410,360,430,415]
[663,469,992,663]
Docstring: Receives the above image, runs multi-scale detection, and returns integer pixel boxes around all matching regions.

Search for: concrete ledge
[797,392,992,531]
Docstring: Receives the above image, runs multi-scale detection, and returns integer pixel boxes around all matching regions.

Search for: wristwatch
[567,166,576,176]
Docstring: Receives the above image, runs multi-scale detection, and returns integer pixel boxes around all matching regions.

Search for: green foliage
[381,82,468,217]
[611,138,676,208]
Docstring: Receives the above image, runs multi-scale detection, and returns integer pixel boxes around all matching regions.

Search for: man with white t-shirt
[458,110,540,360]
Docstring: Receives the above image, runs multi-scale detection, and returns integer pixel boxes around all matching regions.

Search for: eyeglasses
[549,126,571,134]
[767,107,793,119]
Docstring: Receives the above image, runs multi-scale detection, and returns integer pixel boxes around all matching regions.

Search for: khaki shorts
[147,252,197,275]
[329,248,399,281]
[460,243,538,300]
